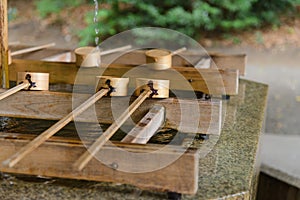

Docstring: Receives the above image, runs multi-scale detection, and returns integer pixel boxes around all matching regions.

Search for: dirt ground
[6,1,300,135]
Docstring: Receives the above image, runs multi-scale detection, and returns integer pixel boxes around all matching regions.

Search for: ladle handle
[3,89,109,168]
[121,104,165,144]
[10,42,56,56]
[171,47,187,56]
[0,82,29,101]
[73,90,151,171]
[100,45,132,56]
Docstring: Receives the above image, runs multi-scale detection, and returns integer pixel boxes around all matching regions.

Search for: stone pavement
[260,134,300,188]
[212,45,300,188]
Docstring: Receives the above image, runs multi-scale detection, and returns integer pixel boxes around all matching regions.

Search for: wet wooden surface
[0,89,222,135]
[9,46,246,76]
[0,133,199,195]
[0,79,268,199]
[9,59,239,95]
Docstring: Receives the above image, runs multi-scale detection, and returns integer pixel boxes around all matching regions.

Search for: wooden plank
[0,90,222,135]
[8,46,246,75]
[121,104,165,144]
[0,135,199,195]
[0,132,87,144]
[9,60,78,84]
[73,90,152,171]
[9,59,238,95]
[0,0,8,87]
[111,50,246,75]
[8,46,246,72]
[2,89,109,168]
[210,53,246,76]
[42,52,73,62]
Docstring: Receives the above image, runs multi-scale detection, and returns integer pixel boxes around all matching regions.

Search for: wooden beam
[210,53,246,76]
[0,0,8,88]
[0,132,88,144]
[0,90,222,135]
[113,50,246,75]
[0,135,199,195]
[9,46,246,73]
[72,90,152,171]
[2,89,109,168]
[10,60,78,84]
[9,59,238,95]
[8,46,246,75]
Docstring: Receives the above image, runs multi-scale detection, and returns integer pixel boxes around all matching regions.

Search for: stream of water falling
[94,0,100,48]
[93,0,101,66]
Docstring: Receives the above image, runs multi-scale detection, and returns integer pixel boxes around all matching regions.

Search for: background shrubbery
[34,0,300,45]
[35,0,84,18]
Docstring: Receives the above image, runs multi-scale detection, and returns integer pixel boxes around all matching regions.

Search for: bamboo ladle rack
[0,72,49,101]
[2,76,129,168]
[73,78,170,171]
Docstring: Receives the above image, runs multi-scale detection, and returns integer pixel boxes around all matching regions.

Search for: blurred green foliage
[35,0,300,45]
[8,7,18,22]
[35,0,84,18]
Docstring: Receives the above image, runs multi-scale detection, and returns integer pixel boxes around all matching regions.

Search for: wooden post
[0,0,9,88]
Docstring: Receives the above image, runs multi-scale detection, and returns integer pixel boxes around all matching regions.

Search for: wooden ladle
[145,47,187,70]
[75,45,132,67]
[2,76,129,168]
[8,43,56,65]
[0,72,49,101]
[73,78,170,171]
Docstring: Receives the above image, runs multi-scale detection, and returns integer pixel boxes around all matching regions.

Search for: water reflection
[0,117,208,146]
